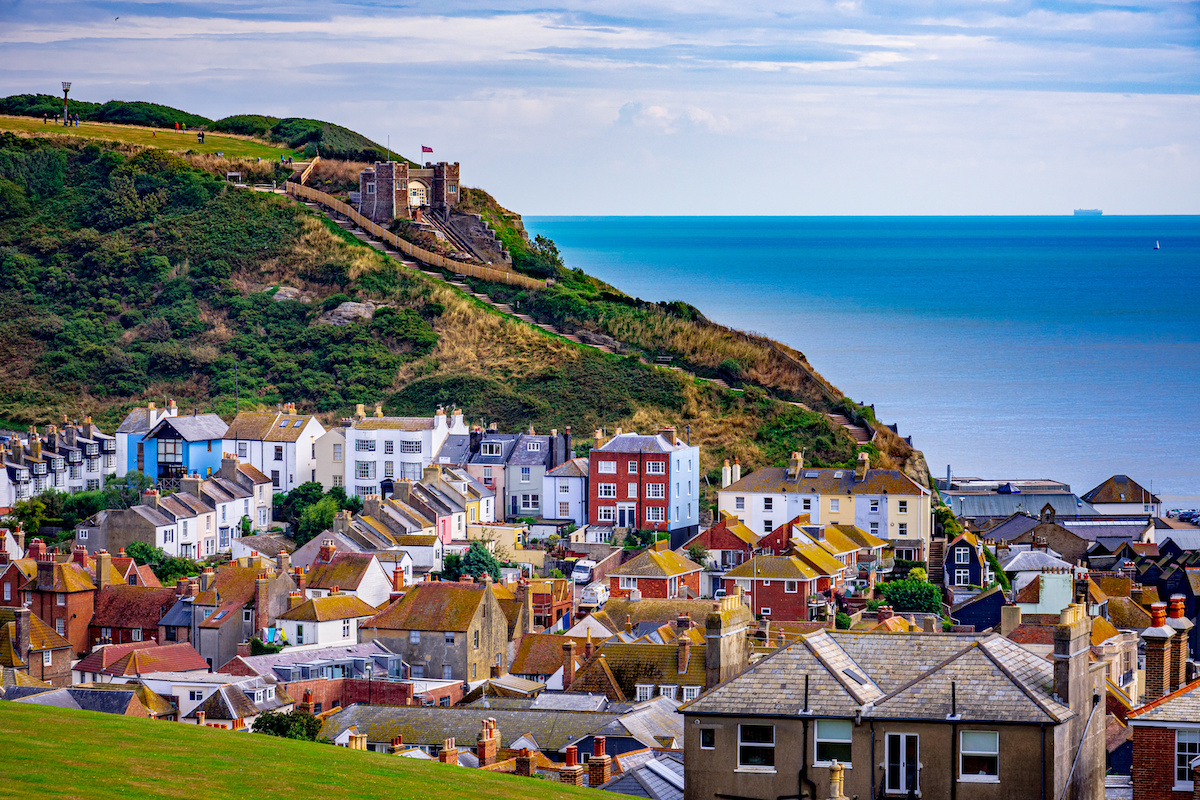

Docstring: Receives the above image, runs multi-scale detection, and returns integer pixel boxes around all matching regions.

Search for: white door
[886,733,919,794]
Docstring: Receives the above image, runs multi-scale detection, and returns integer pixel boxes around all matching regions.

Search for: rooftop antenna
[61,81,72,126]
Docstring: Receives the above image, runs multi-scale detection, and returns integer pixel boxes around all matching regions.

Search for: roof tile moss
[512,634,591,676]
[91,585,178,629]
[609,549,701,579]
[361,582,487,632]
[307,553,377,590]
[0,609,72,655]
[278,594,377,622]
[724,466,929,497]
[725,555,818,581]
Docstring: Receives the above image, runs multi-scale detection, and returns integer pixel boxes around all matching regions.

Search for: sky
[0,0,1198,214]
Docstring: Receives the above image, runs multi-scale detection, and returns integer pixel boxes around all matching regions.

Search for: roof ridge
[874,640,983,705]
[800,632,878,705]
[1128,676,1200,718]
[975,637,1067,722]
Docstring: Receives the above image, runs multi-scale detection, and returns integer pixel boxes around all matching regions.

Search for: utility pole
[61,82,71,125]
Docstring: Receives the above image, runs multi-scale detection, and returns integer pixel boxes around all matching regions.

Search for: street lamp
[61,82,71,126]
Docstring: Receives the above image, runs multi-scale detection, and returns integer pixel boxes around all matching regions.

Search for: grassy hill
[213,115,404,163]
[0,94,211,128]
[0,121,923,481]
[0,701,594,800]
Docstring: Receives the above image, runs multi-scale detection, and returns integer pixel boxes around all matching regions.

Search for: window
[342,619,351,638]
[645,461,665,475]
[619,576,637,590]
[760,607,771,616]
[955,569,970,585]
[659,685,677,699]
[1178,730,1200,785]
[520,494,538,511]
[830,499,840,512]
[527,440,542,452]
[129,629,142,642]
[683,686,701,702]
[165,625,177,641]
[69,464,81,480]
[401,441,422,454]
[763,520,773,533]
[870,522,880,535]
[960,730,999,781]
[55,619,65,635]
[271,470,280,488]
[955,548,969,564]
[42,650,52,667]
[635,685,653,702]
[815,719,853,764]
[647,507,664,523]
[763,497,773,511]
[355,440,376,452]
[803,498,812,511]
[559,481,570,494]
[627,484,637,500]
[384,461,394,479]
[898,500,908,513]
[738,725,775,770]
[598,483,616,499]
[648,483,665,499]
[157,437,182,464]
[355,461,376,480]
[333,443,343,462]
[735,496,745,511]
[409,630,421,644]
[886,733,919,794]
[870,499,879,513]
[598,507,615,522]
[333,475,344,488]
[2,584,8,602]
[189,690,203,701]
[516,466,532,484]
[384,440,394,454]
[87,479,100,491]
[473,630,480,648]
[559,502,570,517]
[412,665,424,678]
[598,461,616,474]
[274,446,283,461]
[237,442,248,458]
[56,592,65,606]
[785,580,798,593]
[443,665,453,680]
[898,523,908,537]
[444,632,455,645]
[700,728,715,749]
[481,442,501,456]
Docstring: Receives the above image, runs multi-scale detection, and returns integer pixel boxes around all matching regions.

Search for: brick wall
[720,577,812,621]
[277,677,465,714]
[32,648,72,687]
[1132,726,1190,800]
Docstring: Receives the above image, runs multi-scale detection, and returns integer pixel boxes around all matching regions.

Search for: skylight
[804,471,818,479]
[833,471,843,478]
[842,668,866,685]
[293,420,303,428]
[279,421,288,427]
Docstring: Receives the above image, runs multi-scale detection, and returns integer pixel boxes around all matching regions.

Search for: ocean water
[523,216,1200,506]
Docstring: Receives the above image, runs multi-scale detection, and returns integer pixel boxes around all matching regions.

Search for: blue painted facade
[143,415,228,483]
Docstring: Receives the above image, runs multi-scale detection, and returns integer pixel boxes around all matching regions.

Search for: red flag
[421,145,433,153]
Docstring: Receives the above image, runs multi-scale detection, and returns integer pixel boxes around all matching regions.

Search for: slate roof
[230,641,394,677]
[942,493,1095,519]
[103,642,208,676]
[224,411,319,443]
[1002,551,1072,573]
[433,434,471,465]
[90,585,177,629]
[11,686,139,714]
[320,705,621,751]
[115,407,151,435]
[601,751,686,800]
[684,629,1071,724]
[353,417,436,431]
[188,679,292,720]
[609,549,702,579]
[361,582,486,633]
[73,681,176,717]
[724,467,928,497]
[145,414,228,442]
[982,513,1041,542]
[595,433,683,454]
[277,594,377,622]
[235,533,294,558]
[1082,475,1160,505]
[547,458,589,479]
[1128,678,1200,724]
[512,633,590,676]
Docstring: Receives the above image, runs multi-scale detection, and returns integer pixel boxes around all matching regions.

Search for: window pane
[740,745,774,767]
[961,731,998,753]
[962,754,998,777]
[741,725,774,744]
[700,729,715,749]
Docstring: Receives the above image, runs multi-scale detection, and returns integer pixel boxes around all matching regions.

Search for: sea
[522,216,1200,508]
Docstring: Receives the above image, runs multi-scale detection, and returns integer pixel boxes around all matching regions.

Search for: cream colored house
[314,427,346,492]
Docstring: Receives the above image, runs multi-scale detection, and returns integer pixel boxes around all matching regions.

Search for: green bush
[878,579,943,614]
[835,611,852,630]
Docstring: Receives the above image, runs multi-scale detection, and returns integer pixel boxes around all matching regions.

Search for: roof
[74,641,160,674]
[723,466,928,497]
[512,633,590,676]
[791,543,849,576]
[0,610,71,667]
[352,417,435,431]
[36,561,95,593]
[145,414,228,442]
[982,513,1041,542]
[825,523,887,551]
[1014,576,1043,604]
[595,432,684,455]
[103,642,208,676]
[115,407,151,435]
[725,555,818,581]
[230,641,394,677]
[1082,475,1160,505]
[11,686,139,715]
[361,582,487,633]
[684,629,1071,725]
[602,751,686,800]
[320,705,620,751]
[1130,678,1200,724]
[588,598,718,633]
[233,533,294,557]
[224,411,320,443]
[90,585,178,629]
[1107,597,1152,629]
[1002,550,1073,573]
[547,457,589,479]
[193,564,267,608]
[942,492,1096,519]
[433,434,471,465]
[308,552,379,591]
[73,681,176,717]
[569,642,707,701]
[277,594,378,622]
[609,550,702,579]
[189,680,293,720]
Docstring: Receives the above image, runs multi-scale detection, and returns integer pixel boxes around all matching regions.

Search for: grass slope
[0,701,593,800]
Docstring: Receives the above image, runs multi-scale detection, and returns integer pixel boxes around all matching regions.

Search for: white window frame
[628,461,638,475]
[355,439,376,452]
[647,461,665,475]
[619,576,637,590]
[814,719,853,766]
[898,500,908,513]
[409,630,420,644]
[598,461,616,474]
[959,730,999,783]
[763,497,773,511]
[735,497,745,511]
[627,484,637,499]
[42,649,52,667]
[737,724,776,771]
[401,440,421,454]
[803,497,812,511]
[760,607,771,616]
[481,442,501,457]
[785,580,798,593]
[659,685,678,700]
[1178,729,1200,788]
[598,483,616,499]
[648,483,665,499]
[682,685,701,702]
[830,498,840,512]
[598,507,615,522]
[955,548,969,564]
[955,569,970,586]
[521,466,531,483]
[635,684,653,702]
[886,733,920,794]
[646,507,664,523]
[699,727,715,749]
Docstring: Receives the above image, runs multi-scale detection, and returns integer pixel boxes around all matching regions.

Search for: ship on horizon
[1073,208,1103,216]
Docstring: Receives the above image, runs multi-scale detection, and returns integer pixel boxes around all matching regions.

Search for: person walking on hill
[42,113,47,124]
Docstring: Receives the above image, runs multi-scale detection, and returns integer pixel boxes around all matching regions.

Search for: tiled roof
[1091,616,1120,645]
[589,598,717,632]
[0,609,71,659]
[74,641,159,674]
[307,552,377,591]
[1129,678,1200,723]
[569,641,707,701]
[193,564,266,607]
[1014,576,1042,604]
[724,466,928,497]
[825,523,886,551]
[352,417,435,431]
[609,549,702,579]
[238,462,272,485]
[983,513,1042,542]
[90,585,177,629]
[595,433,682,454]
[1006,623,1054,646]
[37,562,95,593]
[1082,475,1160,505]
[511,633,590,676]
[278,594,377,622]
[725,555,818,581]
[103,642,208,676]
[792,543,848,576]
[234,534,295,558]
[1106,597,1151,630]
[546,458,589,479]
[361,582,486,632]
[224,411,319,443]
[146,414,228,442]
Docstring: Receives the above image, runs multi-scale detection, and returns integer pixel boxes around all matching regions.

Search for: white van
[571,559,598,584]
[581,581,609,608]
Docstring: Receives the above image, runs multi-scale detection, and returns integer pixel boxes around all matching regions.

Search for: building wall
[278,617,358,648]
[184,440,223,479]
[609,571,701,600]
[31,647,72,687]
[720,576,814,620]
[314,429,346,492]
[542,475,587,527]
[1132,725,1193,800]
[31,586,94,657]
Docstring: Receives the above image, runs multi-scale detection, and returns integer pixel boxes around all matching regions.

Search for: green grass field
[0,114,297,160]
[0,702,594,799]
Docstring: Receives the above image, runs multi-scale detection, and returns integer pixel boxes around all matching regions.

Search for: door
[511,495,519,516]
[886,733,919,794]
[136,442,144,472]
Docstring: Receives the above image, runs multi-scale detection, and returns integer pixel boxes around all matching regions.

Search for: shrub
[835,611,852,630]
[878,579,943,614]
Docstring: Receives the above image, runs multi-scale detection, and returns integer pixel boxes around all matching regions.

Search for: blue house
[143,413,228,488]
[944,531,989,589]
[115,401,179,478]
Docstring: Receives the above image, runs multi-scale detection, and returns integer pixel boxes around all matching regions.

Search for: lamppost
[61,82,71,126]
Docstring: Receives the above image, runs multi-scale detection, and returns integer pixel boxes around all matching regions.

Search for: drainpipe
[1040,723,1046,800]
[796,675,817,799]
[870,720,877,800]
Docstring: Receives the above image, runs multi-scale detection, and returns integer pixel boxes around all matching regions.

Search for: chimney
[469,428,483,454]
[593,429,604,451]
[855,451,869,482]
[516,748,537,777]
[96,550,111,590]
[72,544,88,566]
[197,711,206,726]
[562,640,577,689]
[12,608,31,663]
[298,689,314,714]
[563,427,572,464]
[451,408,463,430]
[475,718,499,766]
[388,735,405,755]
[624,615,633,635]
[434,407,446,430]
[706,592,754,688]
[588,736,613,787]
[142,489,159,509]
[1144,601,1177,701]
[288,590,304,610]
[721,459,732,488]
[318,539,336,564]
[787,451,804,481]
[374,402,384,418]
[1000,604,1022,636]
[28,429,41,460]
[559,745,585,786]
[732,458,741,484]
[659,426,676,444]
[363,494,382,519]
[28,538,47,562]
[439,737,459,765]
[180,474,202,499]
[1167,594,1193,693]
[200,566,216,592]
[1053,603,1092,706]
[254,574,269,630]
[677,613,691,633]
[276,551,290,575]
[877,605,894,622]
[678,637,691,675]
[584,630,594,660]
[355,404,366,420]
[828,761,850,800]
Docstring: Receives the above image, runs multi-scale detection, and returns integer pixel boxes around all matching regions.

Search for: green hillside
[0,701,594,800]
[213,115,404,162]
[0,94,211,128]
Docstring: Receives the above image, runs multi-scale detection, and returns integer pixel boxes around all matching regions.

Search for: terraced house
[682,604,1106,800]
[718,451,932,561]
[341,405,467,498]
[223,404,326,492]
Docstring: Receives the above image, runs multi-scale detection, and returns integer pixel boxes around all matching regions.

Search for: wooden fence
[298,156,320,185]
[286,182,545,290]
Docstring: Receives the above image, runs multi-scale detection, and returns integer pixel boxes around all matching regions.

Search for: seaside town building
[222,406,326,493]
[356,160,461,225]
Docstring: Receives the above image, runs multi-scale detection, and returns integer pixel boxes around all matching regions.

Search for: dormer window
[527,441,541,452]
[481,442,501,456]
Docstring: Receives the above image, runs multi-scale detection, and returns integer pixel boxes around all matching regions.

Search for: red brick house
[88,584,179,649]
[528,578,574,631]
[0,607,73,686]
[607,548,702,600]
[27,540,103,656]
[0,554,36,608]
[721,556,821,621]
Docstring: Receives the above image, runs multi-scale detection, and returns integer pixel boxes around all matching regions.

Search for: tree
[686,545,710,566]
[835,611,852,630]
[934,504,964,540]
[295,496,338,546]
[240,516,253,537]
[251,709,322,740]
[125,541,202,584]
[250,637,284,656]
[439,552,464,582]
[878,579,943,614]
[103,472,155,510]
[6,497,47,535]
[461,541,501,582]
[907,566,928,582]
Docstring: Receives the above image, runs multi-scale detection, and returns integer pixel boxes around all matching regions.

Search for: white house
[305,544,394,607]
[276,592,377,648]
[1081,475,1162,517]
[314,427,346,492]
[344,405,467,498]
[125,671,248,718]
[543,457,589,528]
[223,405,326,493]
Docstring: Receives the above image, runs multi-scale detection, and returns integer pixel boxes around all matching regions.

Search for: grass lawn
[0,114,297,160]
[0,702,595,800]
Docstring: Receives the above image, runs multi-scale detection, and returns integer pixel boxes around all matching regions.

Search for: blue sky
[1,0,1197,213]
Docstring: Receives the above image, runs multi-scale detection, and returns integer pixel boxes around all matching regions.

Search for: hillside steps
[827,413,873,445]
[927,540,945,586]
